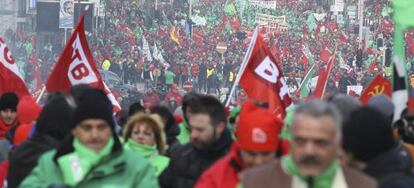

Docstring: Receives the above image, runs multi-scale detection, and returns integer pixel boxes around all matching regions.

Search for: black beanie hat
[0,92,19,111]
[36,92,75,141]
[72,89,114,130]
[342,106,395,162]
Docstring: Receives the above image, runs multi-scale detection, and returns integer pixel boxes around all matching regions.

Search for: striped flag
[299,64,317,98]
[391,0,414,122]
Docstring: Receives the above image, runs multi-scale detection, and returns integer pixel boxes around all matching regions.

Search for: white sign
[347,85,363,95]
[250,0,277,10]
[313,13,326,21]
[59,0,74,28]
[255,13,288,32]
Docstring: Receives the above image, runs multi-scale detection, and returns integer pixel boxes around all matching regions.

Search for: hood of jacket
[17,96,41,124]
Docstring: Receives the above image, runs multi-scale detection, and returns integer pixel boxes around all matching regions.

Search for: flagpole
[36,86,46,103]
[225,27,259,107]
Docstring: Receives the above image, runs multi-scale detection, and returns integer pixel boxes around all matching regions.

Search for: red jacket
[195,144,243,188]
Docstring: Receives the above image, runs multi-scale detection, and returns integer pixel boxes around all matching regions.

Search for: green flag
[306,14,317,33]
[391,0,414,122]
[303,45,314,65]
[299,64,317,98]
[224,3,237,16]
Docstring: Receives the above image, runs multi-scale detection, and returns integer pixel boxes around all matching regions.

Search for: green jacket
[164,70,176,85]
[177,121,191,144]
[20,148,159,188]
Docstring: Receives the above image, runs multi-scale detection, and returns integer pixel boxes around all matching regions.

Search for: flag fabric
[46,10,121,112]
[0,37,30,98]
[391,0,414,122]
[142,37,153,62]
[303,45,314,65]
[299,64,317,98]
[320,46,332,63]
[339,31,349,43]
[312,50,337,99]
[239,29,292,119]
[306,14,317,33]
[170,26,181,48]
[192,29,204,47]
[359,75,392,104]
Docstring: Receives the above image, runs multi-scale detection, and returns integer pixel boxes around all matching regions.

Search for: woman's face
[131,123,155,146]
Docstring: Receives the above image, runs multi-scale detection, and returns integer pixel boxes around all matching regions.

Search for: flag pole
[36,86,46,103]
[225,27,259,107]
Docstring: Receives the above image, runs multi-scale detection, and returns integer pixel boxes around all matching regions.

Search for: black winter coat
[159,128,233,188]
[7,133,62,188]
[364,142,414,188]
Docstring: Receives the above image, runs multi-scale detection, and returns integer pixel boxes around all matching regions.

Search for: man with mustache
[242,100,377,188]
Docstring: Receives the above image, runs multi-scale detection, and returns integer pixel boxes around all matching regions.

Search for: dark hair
[128,102,145,117]
[192,95,226,127]
[150,106,180,145]
[182,92,202,120]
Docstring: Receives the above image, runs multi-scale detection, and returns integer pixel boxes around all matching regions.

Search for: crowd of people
[2,0,414,187]
[4,0,414,111]
[1,84,414,187]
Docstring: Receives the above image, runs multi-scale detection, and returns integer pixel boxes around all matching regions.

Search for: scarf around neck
[58,137,114,186]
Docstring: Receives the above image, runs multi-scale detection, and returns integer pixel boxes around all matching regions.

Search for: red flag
[0,37,30,98]
[313,50,337,99]
[46,10,121,112]
[192,29,204,47]
[339,31,349,43]
[239,30,292,119]
[359,75,392,104]
[320,46,332,63]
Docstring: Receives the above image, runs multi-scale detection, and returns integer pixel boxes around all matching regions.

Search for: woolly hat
[342,106,395,162]
[236,101,283,151]
[0,92,18,111]
[367,94,394,120]
[72,89,114,130]
[36,92,75,140]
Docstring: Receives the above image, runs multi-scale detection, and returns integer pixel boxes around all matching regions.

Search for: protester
[7,93,75,188]
[159,95,233,188]
[176,92,201,144]
[123,113,170,176]
[195,101,283,188]
[0,92,19,140]
[10,96,42,146]
[242,100,377,188]
[343,106,414,187]
[19,89,159,188]
[149,106,180,153]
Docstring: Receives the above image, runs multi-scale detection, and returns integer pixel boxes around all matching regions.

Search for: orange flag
[170,26,181,48]
[359,75,392,104]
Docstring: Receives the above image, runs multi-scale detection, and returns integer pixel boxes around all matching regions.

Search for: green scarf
[124,139,170,176]
[58,137,114,186]
[282,155,339,188]
[124,139,158,159]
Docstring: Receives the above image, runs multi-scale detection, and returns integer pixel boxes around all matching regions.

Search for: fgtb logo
[254,56,279,83]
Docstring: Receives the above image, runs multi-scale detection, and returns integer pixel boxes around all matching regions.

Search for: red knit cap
[236,101,283,152]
